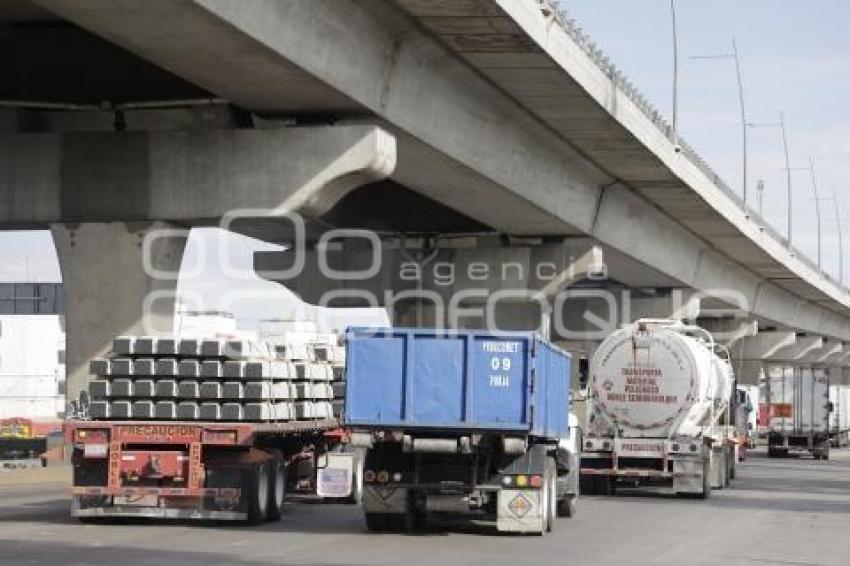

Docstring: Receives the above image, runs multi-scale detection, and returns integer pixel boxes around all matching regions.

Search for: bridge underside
[1,0,850,398]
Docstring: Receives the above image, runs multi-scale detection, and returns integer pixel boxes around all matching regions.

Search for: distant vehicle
[345,328,576,535]
[0,417,62,464]
[736,385,758,450]
[765,366,831,459]
[828,384,850,448]
[581,319,738,499]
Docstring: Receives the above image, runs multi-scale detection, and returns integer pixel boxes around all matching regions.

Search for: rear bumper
[71,503,246,521]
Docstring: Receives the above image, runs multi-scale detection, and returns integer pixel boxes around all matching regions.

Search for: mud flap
[362,485,409,515]
[497,488,544,533]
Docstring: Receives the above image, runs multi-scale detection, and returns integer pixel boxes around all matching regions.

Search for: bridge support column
[52,222,187,404]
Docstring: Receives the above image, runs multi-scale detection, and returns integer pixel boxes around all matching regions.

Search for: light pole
[692,37,748,208]
[747,112,793,244]
[670,0,679,144]
[756,179,765,216]
[828,191,845,285]
[805,158,823,272]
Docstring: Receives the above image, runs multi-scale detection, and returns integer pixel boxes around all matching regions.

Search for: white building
[0,283,66,421]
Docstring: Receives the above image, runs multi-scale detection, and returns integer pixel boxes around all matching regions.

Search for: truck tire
[557,495,577,518]
[698,459,711,500]
[266,450,286,521]
[545,466,557,533]
[364,512,390,532]
[246,462,270,524]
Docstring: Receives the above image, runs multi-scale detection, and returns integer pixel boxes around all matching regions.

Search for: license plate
[83,444,108,458]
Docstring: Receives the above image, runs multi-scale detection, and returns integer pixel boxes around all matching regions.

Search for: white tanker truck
[580,319,738,498]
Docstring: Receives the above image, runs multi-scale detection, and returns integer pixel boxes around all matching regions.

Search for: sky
[1,1,848,320]
[562,0,850,281]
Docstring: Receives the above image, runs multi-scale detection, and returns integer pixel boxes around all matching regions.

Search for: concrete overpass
[1,0,848,397]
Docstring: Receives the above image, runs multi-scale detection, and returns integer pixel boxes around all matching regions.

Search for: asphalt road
[1,448,849,566]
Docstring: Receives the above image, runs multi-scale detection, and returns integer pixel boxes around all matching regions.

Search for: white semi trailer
[581,319,737,498]
[765,366,831,459]
[828,384,850,448]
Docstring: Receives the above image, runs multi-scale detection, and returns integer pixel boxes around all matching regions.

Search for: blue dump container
[345,328,570,440]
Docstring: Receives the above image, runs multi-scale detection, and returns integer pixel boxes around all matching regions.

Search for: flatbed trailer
[67,418,359,522]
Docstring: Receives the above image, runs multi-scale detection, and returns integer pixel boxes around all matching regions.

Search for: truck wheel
[698,459,711,500]
[246,462,270,524]
[557,496,577,518]
[267,451,286,521]
[579,475,596,496]
[545,469,557,533]
[364,512,390,532]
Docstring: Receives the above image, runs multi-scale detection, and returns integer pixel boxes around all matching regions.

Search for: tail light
[364,470,376,483]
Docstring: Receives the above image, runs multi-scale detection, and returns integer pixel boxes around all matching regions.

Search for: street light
[747,112,793,244]
[691,37,748,208]
[785,161,824,273]
[808,158,823,272]
[670,0,679,145]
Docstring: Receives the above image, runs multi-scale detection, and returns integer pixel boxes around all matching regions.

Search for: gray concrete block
[222,382,243,399]
[156,359,178,377]
[178,380,200,399]
[311,344,330,362]
[314,383,333,399]
[179,338,200,357]
[89,358,111,377]
[201,360,222,378]
[178,360,200,378]
[200,402,222,420]
[314,401,333,419]
[89,380,110,399]
[110,358,134,376]
[201,339,224,357]
[245,360,294,379]
[133,358,156,376]
[155,380,178,398]
[332,366,345,381]
[155,400,177,420]
[111,378,133,397]
[332,381,346,399]
[332,400,344,418]
[294,382,313,399]
[223,360,244,378]
[133,379,155,398]
[132,400,155,419]
[288,343,310,361]
[221,403,243,421]
[224,339,270,360]
[179,402,201,420]
[157,337,178,356]
[294,401,314,419]
[200,381,222,399]
[90,401,110,419]
[243,402,292,421]
[113,336,135,356]
[110,400,132,419]
[245,381,292,400]
[134,337,156,355]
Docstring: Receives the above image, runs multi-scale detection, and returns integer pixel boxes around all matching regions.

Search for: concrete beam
[699,318,758,348]
[736,331,797,360]
[770,335,824,363]
[808,340,843,365]
[0,125,395,226]
[53,222,186,402]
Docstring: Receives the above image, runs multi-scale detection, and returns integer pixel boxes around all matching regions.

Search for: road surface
[1,448,848,566]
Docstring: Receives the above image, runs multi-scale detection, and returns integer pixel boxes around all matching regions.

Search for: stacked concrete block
[86,332,346,422]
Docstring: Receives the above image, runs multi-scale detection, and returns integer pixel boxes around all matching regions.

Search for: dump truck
[67,333,359,522]
[345,328,577,535]
[765,366,831,459]
[580,319,738,498]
